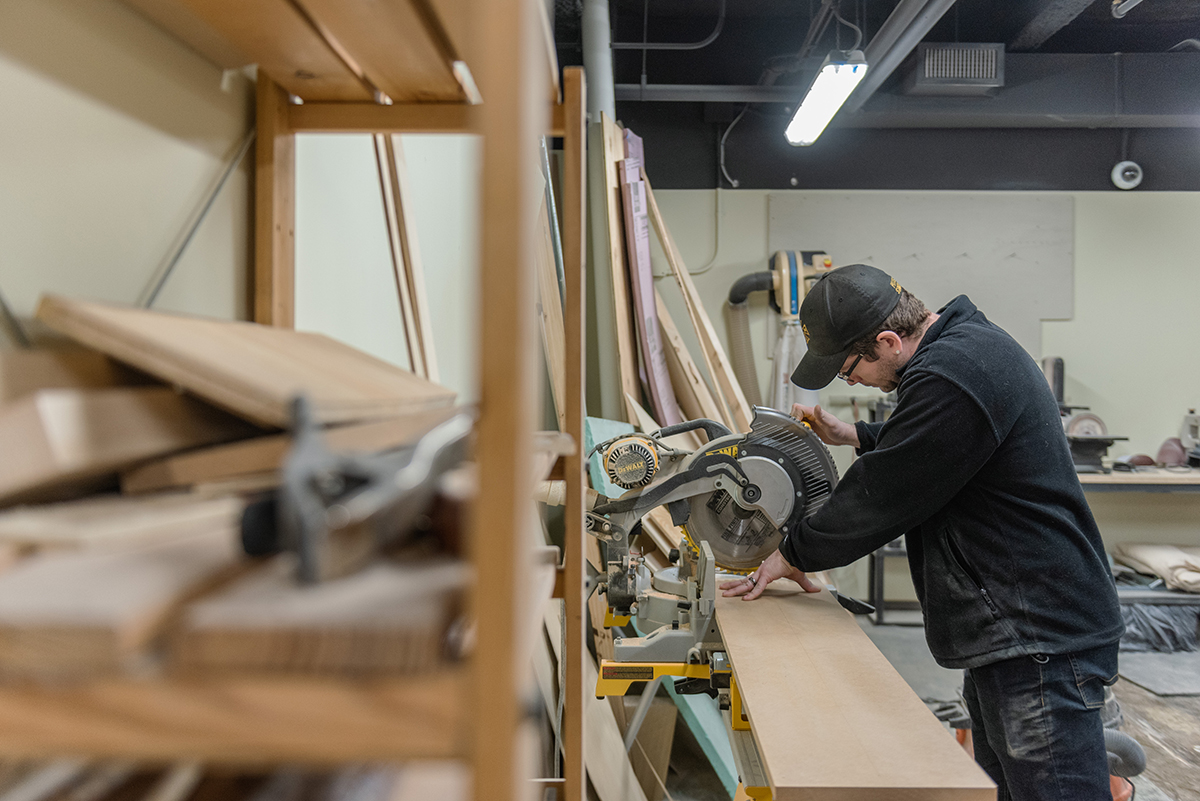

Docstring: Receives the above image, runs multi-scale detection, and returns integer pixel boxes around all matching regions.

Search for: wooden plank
[121,408,461,495]
[0,529,241,677]
[289,103,471,134]
[0,349,130,404]
[535,196,567,432]
[385,136,439,383]
[255,74,296,328]
[654,292,725,428]
[291,0,463,102]
[643,172,752,432]
[172,0,373,100]
[561,65,588,801]
[599,114,641,424]
[0,670,467,763]
[0,388,256,507]
[0,492,243,551]
[715,585,995,800]
[375,135,428,380]
[171,556,468,675]
[35,296,456,429]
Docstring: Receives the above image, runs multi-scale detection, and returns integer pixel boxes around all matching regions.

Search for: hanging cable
[830,0,864,52]
[612,0,726,50]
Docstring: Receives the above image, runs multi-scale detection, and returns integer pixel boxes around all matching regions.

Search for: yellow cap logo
[802,322,811,343]
[890,277,902,294]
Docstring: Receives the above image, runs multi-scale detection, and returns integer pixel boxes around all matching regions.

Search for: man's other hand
[719,549,821,601]
[791,403,860,448]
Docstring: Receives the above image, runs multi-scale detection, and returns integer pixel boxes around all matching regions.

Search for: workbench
[1078,467,1200,492]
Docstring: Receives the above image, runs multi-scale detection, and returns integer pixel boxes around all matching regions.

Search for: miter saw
[586,406,851,700]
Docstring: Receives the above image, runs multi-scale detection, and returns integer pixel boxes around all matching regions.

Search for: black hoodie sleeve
[780,372,1001,572]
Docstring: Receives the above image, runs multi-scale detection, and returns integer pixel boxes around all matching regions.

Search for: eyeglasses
[837,354,863,382]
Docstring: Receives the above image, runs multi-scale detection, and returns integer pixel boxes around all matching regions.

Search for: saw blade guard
[684,407,838,572]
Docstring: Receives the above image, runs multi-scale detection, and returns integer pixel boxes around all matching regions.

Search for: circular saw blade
[683,408,838,573]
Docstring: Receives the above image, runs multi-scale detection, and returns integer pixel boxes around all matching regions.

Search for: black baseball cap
[791,264,903,390]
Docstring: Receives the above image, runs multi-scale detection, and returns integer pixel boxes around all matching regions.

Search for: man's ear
[877,331,903,353]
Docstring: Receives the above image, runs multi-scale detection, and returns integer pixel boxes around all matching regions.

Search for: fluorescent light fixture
[784,50,868,146]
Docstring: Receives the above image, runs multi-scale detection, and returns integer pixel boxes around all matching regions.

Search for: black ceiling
[553,0,1200,191]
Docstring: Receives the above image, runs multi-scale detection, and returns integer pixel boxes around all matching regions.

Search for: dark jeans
[962,643,1119,801]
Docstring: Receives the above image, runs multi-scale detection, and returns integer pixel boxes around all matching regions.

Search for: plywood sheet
[0,529,241,677]
[121,407,461,494]
[36,296,456,428]
[0,388,256,507]
[171,556,468,675]
[715,585,994,801]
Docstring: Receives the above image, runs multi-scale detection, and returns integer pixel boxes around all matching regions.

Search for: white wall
[294,134,481,404]
[650,188,1200,598]
[0,0,253,329]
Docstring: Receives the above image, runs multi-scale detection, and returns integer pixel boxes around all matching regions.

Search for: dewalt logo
[802,322,811,343]
[707,444,739,458]
[890,277,902,294]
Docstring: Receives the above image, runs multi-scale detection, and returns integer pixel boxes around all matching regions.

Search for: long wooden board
[599,114,641,424]
[0,529,241,677]
[0,670,467,763]
[0,492,243,551]
[171,556,468,675]
[715,585,994,800]
[642,172,751,433]
[654,292,725,428]
[35,296,456,428]
[0,388,256,507]
[535,196,568,432]
[121,407,461,495]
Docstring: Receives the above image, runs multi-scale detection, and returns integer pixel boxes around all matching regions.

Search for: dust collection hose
[726,271,774,407]
[1105,728,1146,778]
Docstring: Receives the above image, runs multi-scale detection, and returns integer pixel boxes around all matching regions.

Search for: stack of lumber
[0,294,469,688]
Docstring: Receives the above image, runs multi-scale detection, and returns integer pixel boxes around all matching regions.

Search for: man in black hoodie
[721,264,1123,800]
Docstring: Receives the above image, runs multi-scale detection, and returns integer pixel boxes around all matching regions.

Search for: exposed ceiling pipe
[611,0,726,50]
[843,0,957,114]
[582,0,616,119]
[1010,0,1098,51]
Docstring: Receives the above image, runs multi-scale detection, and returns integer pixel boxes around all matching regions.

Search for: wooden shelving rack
[1,2,590,800]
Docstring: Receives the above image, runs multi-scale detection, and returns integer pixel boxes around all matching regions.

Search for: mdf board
[0,388,256,507]
[170,556,469,675]
[36,296,456,428]
[715,586,995,801]
[0,529,241,676]
[121,407,461,495]
[0,492,243,551]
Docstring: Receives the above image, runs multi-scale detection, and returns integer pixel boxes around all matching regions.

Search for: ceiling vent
[903,43,1005,96]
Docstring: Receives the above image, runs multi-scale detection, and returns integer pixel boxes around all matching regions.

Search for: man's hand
[719,549,821,601]
[792,403,860,448]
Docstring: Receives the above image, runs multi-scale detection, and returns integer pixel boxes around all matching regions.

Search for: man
[720,264,1123,801]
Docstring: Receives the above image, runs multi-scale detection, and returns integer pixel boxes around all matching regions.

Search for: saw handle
[655,418,731,444]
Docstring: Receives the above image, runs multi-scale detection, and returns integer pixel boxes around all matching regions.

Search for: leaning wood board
[715,585,994,800]
[0,529,241,676]
[0,348,132,404]
[36,296,456,428]
[0,387,255,507]
[121,407,462,494]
